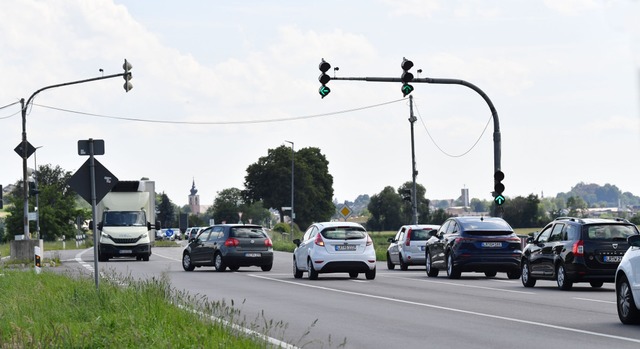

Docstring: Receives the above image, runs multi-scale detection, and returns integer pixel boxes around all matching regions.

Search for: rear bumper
[317,260,374,273]
[223,251,274,267]
[453,254,520,272]
[565,263,616,283]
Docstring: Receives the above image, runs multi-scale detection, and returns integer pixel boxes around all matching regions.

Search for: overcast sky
[1,0,639,208]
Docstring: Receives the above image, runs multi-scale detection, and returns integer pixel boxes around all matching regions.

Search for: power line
[0,100,21,120]
[32,98,406,125]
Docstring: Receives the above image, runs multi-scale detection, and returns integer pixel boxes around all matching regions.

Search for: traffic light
[28,181,39,197]
[123,59,133,92]
[400,188,412,202]
[401,57,414,97]
[494,170,505,206]
[318,59,331,98]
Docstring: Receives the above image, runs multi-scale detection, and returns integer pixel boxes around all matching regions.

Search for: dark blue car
[425,216,522,279]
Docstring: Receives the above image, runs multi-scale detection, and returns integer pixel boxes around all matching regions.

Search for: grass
[0,268,308,348]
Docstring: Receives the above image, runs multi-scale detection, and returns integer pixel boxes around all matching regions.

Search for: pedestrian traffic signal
[123,59,133,92]
[401,57,414,97]
[318,59,331,98]
[494,170,505,206]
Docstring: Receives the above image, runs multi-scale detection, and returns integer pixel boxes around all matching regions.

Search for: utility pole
[408,95,418,224]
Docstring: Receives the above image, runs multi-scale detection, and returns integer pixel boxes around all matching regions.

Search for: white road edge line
[574,297,616,304]
[380,273,535,295]
[248,274,640,345]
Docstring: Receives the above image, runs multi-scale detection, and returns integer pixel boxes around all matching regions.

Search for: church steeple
[188,178,200,214]
[190,178,198,196]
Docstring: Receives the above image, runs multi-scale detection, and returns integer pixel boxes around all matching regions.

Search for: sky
[1,0,639,209]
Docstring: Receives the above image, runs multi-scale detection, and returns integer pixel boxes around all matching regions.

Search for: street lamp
[33,146,43,240]
[285,140,294,240]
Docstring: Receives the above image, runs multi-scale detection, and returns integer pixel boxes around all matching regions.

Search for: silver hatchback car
[387,224,440,270]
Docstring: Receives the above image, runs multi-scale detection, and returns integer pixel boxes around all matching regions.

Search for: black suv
[521,217,639,290]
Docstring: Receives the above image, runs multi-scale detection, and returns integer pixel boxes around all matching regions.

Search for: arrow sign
[401,83,414,97]
[319,86,330,98]
[494,195,506,206]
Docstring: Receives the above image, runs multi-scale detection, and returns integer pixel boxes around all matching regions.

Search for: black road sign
[14,141,36,159]
[78,139,105,156]
[67,158,118,204]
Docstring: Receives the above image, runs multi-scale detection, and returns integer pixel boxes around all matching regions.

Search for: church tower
[188,178,200,214]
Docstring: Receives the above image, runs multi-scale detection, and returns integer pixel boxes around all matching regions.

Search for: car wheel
[182,253,195,271]
[617,275,640,324]
[556,263,572,290]
[484,271,497,278]
[349,272,359,279]
[386,253,395,270]
[446,253,461,279]
[399,254,408,271]
[229,266,240,271]
[521,261,536,287]
[365,267,376,280]
[426,251,439,277]
[307,259,318,280]
[261,264,272,272]
[214,253,227,272]
[590,281,603,288]
[293,257,303,279]
[506,270,521,279]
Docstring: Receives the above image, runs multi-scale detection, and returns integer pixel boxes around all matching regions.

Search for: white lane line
[574,297,616,305]
[248,274,640,345]
[152,251,181,262]
[381,273,535,295]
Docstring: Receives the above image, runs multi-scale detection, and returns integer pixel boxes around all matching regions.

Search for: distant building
[188,179,200,214]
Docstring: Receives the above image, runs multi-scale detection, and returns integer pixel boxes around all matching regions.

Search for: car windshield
[321,227,366,240]
[103,211,146,226]
[230,227,267,238]
[586,224,639,240]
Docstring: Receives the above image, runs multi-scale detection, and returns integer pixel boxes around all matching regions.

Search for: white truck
[94,180,158,262]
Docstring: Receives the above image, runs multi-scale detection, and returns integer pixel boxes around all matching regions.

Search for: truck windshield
[103,211,146,227]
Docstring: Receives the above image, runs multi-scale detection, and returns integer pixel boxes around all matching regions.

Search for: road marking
[381,273,535,295]
[574,297,616,305]
[153,251,181,262]
[249,274,640,345]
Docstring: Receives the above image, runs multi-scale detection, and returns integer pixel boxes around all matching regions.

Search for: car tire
[142,253,150,262]
[349,272,359,279]
[386,253,395,270]
[261,264,272,272]
[556,263,573,290]
[484,271,497,278]
[521,261,536,287]
[590,281,603,288]
[182,253,195,271]
[214,253,227,272]
[426,251,439,277]
[293,258,303,279]
[307,259,318,280]
[507,270,521,279]
[229,266,240,271]
[365,267,376,280]
[617,275,640,324]
[399,254,408,271]
[446,253,461,279]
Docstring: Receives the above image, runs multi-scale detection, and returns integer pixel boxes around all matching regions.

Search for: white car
[386,224,440,270]
[615,234,640,324]
[293,222,376,280]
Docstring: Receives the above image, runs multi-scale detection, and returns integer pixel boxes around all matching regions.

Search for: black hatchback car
[182,224,273,272]
[425,216,522,279]
[521,217,639,290]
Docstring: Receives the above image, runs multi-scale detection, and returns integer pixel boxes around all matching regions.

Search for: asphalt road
[51,245,640,349]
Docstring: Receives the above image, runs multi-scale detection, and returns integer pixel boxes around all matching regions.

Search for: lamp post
[34,146,43,240]
[285,140,294,240]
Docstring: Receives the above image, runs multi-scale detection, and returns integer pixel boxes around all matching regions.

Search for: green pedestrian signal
[318,58,331,99]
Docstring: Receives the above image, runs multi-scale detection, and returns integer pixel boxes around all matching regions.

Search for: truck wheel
[142,254,150,262]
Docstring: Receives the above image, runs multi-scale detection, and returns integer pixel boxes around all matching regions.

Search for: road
[51,245,640,349]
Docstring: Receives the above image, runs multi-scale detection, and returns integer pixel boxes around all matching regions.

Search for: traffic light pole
[20,69,131,239]
[409,95,418,225]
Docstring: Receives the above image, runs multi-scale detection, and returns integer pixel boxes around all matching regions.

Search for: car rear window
[410,229,433,241]
[321,227,366,240]
[585,224,639,240]
[460,220,513,234]
[230,227,267,239]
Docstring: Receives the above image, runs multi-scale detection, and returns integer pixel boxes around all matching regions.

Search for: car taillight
[224,238,239,247]
[367,235,373,246]
[572,240,584,256]
[315,233,325,246]
[265,238,273,247]
[405,229,412,246]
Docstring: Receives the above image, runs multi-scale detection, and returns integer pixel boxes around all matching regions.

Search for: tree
[244,146,334,230]
[366,186,403,231]
[566,196,587,217]
[398,182,431,224]
[3,164,86,241]
[156,192,176,229]
[205,187,271,225]
[502,194,540,228]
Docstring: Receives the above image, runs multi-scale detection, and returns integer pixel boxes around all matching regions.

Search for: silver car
[387,224,440,270]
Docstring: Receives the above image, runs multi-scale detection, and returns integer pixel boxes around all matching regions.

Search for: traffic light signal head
[401,57,414,97]
[494,170,505,205]
[318,59,331,98]
[123,59,133,92]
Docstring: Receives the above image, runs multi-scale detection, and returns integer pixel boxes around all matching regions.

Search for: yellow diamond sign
[339,205,352,219]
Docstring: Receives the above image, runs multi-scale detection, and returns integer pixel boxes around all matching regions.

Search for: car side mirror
[628,234,640,247]
[293,238,301,247]
[387,237,395,243]
[428,230,437,237]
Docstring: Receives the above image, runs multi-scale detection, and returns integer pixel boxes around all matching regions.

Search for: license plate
[245,253,261,257]
[335,245,356,251]
[603,255,622,263]
[481,242,502,248]
[120,250,132,254]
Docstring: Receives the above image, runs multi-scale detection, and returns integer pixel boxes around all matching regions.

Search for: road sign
[14,141,36,159]
[78,139,105,156]
[67,158,118,204]
[339,204,353,219]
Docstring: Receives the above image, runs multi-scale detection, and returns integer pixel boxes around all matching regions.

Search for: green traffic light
[402,83,414,97]
[319,85,330,98]
[495,195,506,206]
